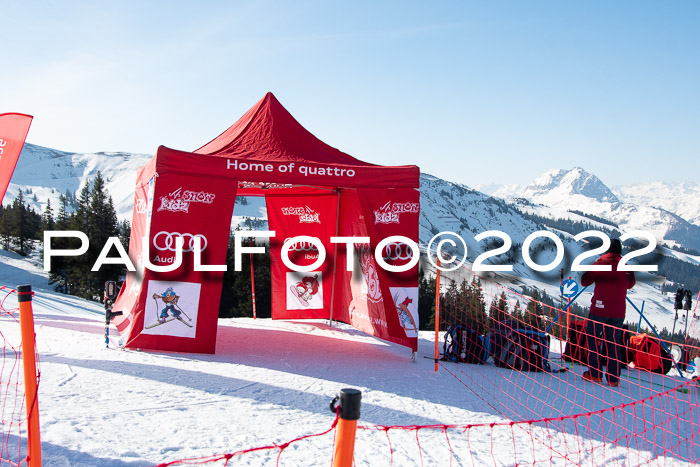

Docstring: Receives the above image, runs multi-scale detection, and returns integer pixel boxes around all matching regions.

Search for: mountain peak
[527,167,619,203]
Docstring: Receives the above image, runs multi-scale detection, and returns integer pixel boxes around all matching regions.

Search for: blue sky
[2,1,698,187]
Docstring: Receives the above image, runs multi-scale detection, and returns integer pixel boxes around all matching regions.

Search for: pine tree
[512,300,522,321]
[66,183,92,296]
[58,174,121,300]
[418,268,436,331]
[118,219,131,250]
[0,205,11,250]
[466,276,487,332]
[48,195,70,293]
[85,173,120,300]
[525,289,544,329]
[489,290,509,326]
[41,199,55,232]
[12,191,33,256]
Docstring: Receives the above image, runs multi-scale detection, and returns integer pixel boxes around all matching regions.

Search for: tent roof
[194,92,375,167]
[148,93,420,189]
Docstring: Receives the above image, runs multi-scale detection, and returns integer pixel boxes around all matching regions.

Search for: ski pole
[626,296,684,378]
[671,312,679,343]
[637,300,645,335]
[175,303,192,321]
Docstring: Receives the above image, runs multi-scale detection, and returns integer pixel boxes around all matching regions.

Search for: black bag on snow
[490,320,551,372]
[442,324,489,364]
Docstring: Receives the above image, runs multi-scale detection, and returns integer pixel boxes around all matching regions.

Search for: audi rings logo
[382,242,414,261]
[153,231,208,252]
[283,238,318,252]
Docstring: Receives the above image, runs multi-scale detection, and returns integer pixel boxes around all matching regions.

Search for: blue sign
[562,279,578,298]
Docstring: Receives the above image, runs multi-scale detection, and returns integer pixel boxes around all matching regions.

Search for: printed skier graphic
[286,272,323,310]
[143,280,200,337]
[149,287,192,328]
[391,287,419,338]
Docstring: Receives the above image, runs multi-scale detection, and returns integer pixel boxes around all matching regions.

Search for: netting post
[434,257,441,372]
[17,284,42,467]
[331,388,361,467]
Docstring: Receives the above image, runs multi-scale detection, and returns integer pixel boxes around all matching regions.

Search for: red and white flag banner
[0,113,33,202]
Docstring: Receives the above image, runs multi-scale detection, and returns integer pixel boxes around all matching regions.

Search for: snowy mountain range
[5,144,700,332]
[4,143,151,220]
[491,167,700,252]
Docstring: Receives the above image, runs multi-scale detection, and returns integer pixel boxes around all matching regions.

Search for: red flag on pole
[0,113,33,202]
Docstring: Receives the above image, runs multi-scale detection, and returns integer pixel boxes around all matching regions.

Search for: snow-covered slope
[613,181,700,227]
[4,143,151,220]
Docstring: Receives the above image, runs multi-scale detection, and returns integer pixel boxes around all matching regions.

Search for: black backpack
[491,321,551,372]
[442,325,489,364]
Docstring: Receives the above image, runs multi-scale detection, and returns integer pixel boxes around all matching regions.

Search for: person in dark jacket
[580,238,635,387]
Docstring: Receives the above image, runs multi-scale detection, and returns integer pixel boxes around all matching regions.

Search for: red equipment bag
[563,320,588,363]
[629,334,673,375]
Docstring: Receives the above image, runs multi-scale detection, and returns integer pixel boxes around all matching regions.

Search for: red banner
[118,173,237,353]
[267,195,338,320]
[357,188,420,351]
[0,113,33,202]
[332,188,420,351]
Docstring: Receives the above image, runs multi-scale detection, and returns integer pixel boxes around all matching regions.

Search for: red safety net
[152,412,339,466]
[429,264,700,465]
[0,286,29,466]
[351,379,698,465]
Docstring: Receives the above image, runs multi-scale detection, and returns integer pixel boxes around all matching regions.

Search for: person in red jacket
[580,238,635,387]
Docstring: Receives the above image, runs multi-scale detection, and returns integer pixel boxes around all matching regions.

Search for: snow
[2,251,699,466]
[613,181,700,227]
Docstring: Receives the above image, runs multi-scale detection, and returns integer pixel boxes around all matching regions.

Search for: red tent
[112,92,421,354]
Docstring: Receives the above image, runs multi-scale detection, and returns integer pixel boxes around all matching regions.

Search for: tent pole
[250,239,257,320]
[329,188,341,327]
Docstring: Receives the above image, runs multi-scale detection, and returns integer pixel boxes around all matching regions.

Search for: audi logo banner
[381,242,414,261]
[153,231,208,253]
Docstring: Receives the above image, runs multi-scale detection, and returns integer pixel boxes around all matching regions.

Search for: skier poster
[143,280,201,338]
[0,113,33,202]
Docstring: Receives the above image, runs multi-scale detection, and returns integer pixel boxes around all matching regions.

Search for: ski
[176,316,193,328]
[145,317,177,329]
[145,316,193,329]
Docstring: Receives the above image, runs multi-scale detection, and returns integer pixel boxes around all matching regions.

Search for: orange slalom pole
[331,388,361,467]
[434,257,441,372]
[17,284,42,467]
